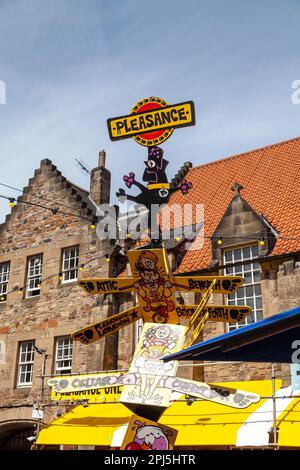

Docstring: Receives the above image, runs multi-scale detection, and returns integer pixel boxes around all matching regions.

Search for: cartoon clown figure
[134,251,175,323]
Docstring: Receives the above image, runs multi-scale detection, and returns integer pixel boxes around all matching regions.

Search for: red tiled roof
[170,136,300,273]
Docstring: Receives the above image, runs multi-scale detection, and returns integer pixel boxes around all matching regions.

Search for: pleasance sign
[107,97,196,146]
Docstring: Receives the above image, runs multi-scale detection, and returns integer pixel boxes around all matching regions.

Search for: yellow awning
[277,395,300,447]
[38,380,289,448]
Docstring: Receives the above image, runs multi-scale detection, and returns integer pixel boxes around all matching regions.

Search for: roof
[0,159,96,233]
[170,136,300,273]
[163,305,300,363]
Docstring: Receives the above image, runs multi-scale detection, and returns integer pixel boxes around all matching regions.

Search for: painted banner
[120,414,178,450]
[72,306,142,345]
[175,305,252,323]
[107,97,195,146]
[120,323,186,408]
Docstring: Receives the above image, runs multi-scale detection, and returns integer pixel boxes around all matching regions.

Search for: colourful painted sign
[76,248,245,334]
[120,414,177,450]
[107,97,195,146]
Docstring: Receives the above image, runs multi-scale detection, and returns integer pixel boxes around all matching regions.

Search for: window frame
[223,244,263,330]
[0,261,10,303]
[17,340,35,388]
[61,246,79,284]
[26,254,43,298]
[54,336,73,375]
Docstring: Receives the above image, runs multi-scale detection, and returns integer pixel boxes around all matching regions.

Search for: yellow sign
[48,372,125,394]
[165,377,260,409]
[107,99,195,144]
[120,323,186,408]
[173,275,244,293]
[51,386,122,403]
[72,306,142,345]
[121,414,178,450]
[176,304,252,323]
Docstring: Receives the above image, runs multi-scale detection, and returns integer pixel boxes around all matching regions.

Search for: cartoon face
[155,326,170,340]
[141,269,159,284]
[133,423,170,451]
[143,258,156,269]
[136,251,159,274]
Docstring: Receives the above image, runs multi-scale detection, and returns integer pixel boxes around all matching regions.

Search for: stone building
[0,135,300,449]
[0,151,128,449]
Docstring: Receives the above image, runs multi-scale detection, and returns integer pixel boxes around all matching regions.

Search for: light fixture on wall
[259,237,265,246]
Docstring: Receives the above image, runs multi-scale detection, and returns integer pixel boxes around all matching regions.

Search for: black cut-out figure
[116,146,192,244]
[143,146,169,184]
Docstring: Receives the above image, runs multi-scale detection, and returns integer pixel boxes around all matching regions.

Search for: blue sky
[0,0,300,222]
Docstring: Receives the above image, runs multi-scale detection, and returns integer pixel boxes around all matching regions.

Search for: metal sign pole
[271,363,278,450]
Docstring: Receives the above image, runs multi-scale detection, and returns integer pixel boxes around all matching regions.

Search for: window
[17,341,35,387]
[61,246,79,283]
[26,255,42,297]
[224,245,263,330]
[55,336,73,374]
[0,262,9,302]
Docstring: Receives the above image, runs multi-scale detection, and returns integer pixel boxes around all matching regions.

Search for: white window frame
[17,341,35,387]
[224,244,263,330]
[26,255,42,298]
[0,262,10,302]
[61,246,79,284]
[55,336,73,375]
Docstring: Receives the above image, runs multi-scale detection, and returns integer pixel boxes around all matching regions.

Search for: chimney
[90,150,111,206]
[99,149,106,168]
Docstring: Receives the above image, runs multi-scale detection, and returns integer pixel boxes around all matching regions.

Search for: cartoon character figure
[129,325,178,403]
[134,251,175,323]
[125,420,172,450]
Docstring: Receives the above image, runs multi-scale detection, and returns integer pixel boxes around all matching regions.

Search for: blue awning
[163,305,300,363]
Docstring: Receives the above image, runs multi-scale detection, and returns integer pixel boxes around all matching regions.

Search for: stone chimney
[89,150,111,206]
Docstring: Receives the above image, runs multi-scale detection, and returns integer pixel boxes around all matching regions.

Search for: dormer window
[224,245,263,330]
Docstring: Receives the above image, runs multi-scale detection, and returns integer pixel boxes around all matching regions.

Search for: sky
[0,0,300,222]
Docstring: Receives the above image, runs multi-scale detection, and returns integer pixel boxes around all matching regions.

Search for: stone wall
[0,156,111,443]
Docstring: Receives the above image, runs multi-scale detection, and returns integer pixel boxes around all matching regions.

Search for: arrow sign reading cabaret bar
[107,97,196,146]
